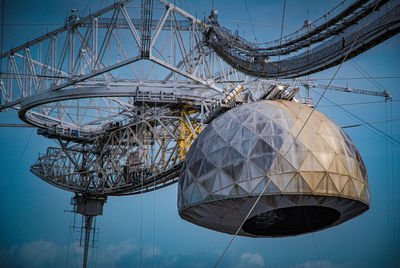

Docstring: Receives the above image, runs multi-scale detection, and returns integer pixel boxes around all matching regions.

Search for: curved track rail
[205,0,400,78]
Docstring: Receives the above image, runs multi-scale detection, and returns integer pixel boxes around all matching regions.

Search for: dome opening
[178,100,369,237]
[242,206,340,236]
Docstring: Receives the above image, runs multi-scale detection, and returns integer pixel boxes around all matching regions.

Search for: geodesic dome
[178,100,369,237]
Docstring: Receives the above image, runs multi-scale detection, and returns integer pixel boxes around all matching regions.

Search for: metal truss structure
[30,80,302,195]
[31,105,202,195]
[0,0,300,195]
[0,0,394,196]
[205,0,400,78]
[0,1,397,266]
[1,0,220,138]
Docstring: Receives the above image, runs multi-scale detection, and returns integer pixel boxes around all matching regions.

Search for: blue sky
[0,0,399,267]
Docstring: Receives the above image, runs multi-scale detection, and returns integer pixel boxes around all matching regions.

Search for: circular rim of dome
[178,100,370,237]
[179,194,369,237]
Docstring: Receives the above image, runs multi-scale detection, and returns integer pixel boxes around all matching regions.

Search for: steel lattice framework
[0,0,393,195]
[30,79,301,195]
[0,0,302,194]
[0,0,223,136]
[1,1,396,267]
[205,0,400,78]
[31,104,202,195]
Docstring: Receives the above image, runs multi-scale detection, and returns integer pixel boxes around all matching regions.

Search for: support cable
[341,118,400,128]
[303,207,321,260]
[0,128,34,205]
[214,2,383,266]
[243,0,257,42]
[0,0,4,77]
[385,103,392,267]
[349,60,386,91]
[139,175,143,268]
[207,0,400,78]
[314,90,400,145]
[319,99,400,108]
[139,104,144,268]
[93,217,101,268]
[390,101,396,267]
[65,207,72,268]
[278,0,286,61]
[152,105,156,268]
[298,76,400,81]
[66,208,79,268]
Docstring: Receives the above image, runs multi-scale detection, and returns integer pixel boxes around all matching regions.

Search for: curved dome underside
[181,195,368,237]
[178,100,369,237]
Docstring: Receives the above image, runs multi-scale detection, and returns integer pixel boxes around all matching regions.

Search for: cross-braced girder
[29,78,300,195]
[205,0,400,78]
[30,103,205,195]
[1,0,272,144]
[2,0,391,197]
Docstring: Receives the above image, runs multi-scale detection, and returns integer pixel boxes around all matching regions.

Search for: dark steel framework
[204,0,400,78]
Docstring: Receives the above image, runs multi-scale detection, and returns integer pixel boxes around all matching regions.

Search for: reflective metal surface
[178,100,369,237]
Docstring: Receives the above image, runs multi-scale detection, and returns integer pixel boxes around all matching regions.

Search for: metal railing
[205,0,400,78]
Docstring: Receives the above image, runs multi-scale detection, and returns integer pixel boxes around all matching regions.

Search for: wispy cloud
[18,239,58,267]
[102,239,138,261]
[291,260,336,268]
[290,260,365,268]
[2,239,365,268]
[0,239,59,268]
[0,239,141,268]
[240,252,265,267]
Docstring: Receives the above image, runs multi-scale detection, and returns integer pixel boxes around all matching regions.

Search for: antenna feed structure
[72,194,106,268]
[73,194,107,217]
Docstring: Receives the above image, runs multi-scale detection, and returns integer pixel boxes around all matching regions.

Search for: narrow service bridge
[204,0,400,78]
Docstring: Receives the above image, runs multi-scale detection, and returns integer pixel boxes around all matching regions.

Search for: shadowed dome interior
[242,206,341,237]
[178,100,369,237]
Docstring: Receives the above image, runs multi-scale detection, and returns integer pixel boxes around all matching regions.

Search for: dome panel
[178,100,369,237]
